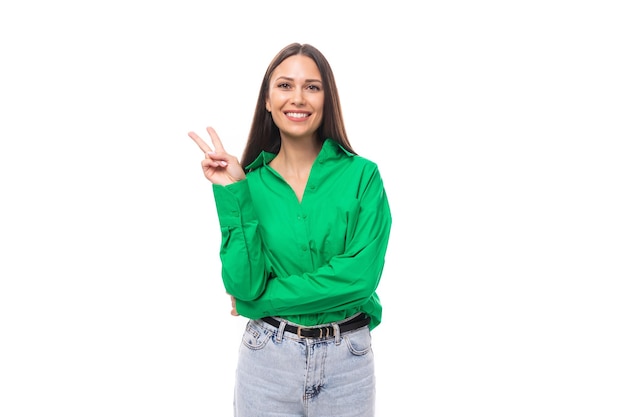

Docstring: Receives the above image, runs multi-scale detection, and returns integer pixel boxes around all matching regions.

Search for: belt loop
[276,320,286,343]
[332,322,341,345]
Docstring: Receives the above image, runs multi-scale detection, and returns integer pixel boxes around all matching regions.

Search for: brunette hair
[240,43,355,170]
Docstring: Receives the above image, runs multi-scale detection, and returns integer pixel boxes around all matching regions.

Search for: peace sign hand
[188,127,246,186]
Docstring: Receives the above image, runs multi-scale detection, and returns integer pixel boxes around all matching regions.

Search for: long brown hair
[240,43,355,170]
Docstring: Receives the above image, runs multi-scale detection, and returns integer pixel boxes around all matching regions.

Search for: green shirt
[211,139,392,329]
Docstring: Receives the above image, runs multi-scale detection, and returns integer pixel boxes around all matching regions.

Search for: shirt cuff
[212,180,257,227]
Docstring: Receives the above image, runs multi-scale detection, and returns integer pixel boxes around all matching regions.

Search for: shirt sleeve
[211,180,267,301]
[235,165,392,319]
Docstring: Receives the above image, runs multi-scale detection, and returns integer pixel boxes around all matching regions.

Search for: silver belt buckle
[296,326,331,338]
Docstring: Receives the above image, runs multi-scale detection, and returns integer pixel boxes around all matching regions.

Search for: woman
[188,43,392,417]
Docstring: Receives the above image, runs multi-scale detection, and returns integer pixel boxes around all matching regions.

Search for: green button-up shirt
[211,139,392,329]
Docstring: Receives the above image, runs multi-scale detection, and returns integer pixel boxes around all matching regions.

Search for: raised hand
[188,127,246,186]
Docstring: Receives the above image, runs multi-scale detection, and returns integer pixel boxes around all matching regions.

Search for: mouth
[284,112,311,120]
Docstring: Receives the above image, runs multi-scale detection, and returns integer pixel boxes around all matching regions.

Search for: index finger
[206,127,226,153]
[188,131,212,154]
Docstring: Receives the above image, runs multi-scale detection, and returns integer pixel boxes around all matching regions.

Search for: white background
[1,1,625,416]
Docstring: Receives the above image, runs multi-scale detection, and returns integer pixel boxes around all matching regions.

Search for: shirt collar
[245,138,354,172]
[245,150,276,171]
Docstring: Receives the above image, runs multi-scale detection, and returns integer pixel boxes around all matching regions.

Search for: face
[265,55,324,142]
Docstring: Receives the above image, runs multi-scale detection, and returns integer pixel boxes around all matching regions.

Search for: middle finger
[188,131,213,154]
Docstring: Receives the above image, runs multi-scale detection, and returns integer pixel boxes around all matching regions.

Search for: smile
[285,112,310,119]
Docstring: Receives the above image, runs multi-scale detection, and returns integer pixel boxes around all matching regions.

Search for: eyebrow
[275,76,322,83]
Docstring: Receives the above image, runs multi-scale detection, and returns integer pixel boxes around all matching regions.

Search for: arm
[188,127,263,300]
[212,180,267,301]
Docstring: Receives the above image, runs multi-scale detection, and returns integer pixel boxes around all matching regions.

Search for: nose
[291,87,305,106]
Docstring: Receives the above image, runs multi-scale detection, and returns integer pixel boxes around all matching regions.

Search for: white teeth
[286,112,309,118]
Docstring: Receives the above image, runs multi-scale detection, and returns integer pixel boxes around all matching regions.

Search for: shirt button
[301,245,308,251]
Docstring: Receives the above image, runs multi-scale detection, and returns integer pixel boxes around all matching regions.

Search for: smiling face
[265,54,324,142]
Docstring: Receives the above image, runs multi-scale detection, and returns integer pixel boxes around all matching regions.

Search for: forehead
[271,55,321,80]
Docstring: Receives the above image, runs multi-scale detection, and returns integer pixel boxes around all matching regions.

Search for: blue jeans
[234,315,376,417]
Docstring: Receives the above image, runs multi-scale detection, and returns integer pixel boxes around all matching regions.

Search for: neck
[272,137,322,177]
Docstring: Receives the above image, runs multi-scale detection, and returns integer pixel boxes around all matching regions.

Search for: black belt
[261,313,370,338]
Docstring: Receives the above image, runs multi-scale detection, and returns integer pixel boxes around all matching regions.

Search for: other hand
[229,294,239,316]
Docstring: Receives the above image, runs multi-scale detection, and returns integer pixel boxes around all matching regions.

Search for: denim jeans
[233,315,375,417]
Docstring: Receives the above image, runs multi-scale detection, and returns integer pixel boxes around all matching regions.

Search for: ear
[265,98,271,112]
